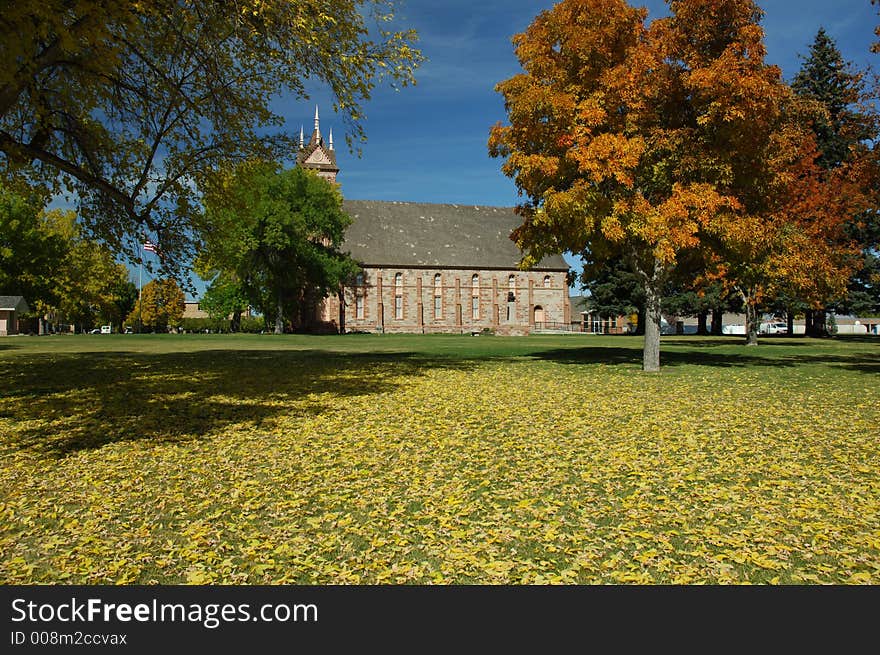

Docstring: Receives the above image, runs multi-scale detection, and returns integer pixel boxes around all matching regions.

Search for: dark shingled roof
[0,296,29,312]
[340,200,569,271]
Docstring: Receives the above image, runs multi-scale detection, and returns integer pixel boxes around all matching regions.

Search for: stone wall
[322,267,569,335]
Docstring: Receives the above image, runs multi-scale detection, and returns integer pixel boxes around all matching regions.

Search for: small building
[183,301,253,321]
[566,295,631,334]
[183,301,209,319]
[0,296,30,336]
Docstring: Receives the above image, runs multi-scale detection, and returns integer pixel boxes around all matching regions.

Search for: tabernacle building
[298,108,570,335]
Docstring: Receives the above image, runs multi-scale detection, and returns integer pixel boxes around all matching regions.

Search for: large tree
[791,28,874,334]
[1,1,422,279]
[198,162,360,334]
[489,0,814,369]
[706,135,863,345]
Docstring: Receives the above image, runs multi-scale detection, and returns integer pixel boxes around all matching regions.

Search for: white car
[762,322,787,334]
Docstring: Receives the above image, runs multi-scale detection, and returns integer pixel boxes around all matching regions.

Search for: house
[0,296,30,336]
[300,109,570,335]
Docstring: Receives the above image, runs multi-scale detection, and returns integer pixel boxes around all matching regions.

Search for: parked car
[88,327,101,334]
[761,322,788,335]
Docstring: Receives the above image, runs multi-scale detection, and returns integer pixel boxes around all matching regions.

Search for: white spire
[329,127,333,151]
[299,125,304,148]
[314,105,321,141]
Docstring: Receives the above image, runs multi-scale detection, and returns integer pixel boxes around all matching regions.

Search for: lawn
[1,333,878,584]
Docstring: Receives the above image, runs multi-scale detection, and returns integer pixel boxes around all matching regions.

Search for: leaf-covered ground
[1,334,878,584]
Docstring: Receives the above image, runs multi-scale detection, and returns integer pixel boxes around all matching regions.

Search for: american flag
[143,240,159,254]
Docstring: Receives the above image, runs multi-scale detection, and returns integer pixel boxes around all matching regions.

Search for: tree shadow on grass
[0,350,477,458]
[532,344,880,372]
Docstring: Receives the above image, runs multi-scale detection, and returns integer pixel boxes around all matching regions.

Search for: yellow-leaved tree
[127,279,185,333]
[1,1,422,280]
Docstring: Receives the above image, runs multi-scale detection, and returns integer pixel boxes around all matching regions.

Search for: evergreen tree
[581,260,644,333]
[792,28,873,334]
[792,28,866,169]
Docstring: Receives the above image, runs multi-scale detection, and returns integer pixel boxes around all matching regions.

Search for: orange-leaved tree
[704,133,864,344]
[489,0,856,366]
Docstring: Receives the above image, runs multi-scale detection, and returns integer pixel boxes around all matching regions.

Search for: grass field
[1,333,878,584]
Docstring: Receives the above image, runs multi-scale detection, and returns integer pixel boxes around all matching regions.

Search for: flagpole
[138,234,144,334]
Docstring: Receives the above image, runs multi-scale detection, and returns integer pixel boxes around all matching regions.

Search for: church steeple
[311,105,322,145]
[297,105,339,184]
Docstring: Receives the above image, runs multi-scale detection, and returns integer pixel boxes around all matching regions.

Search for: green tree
[793,28,869,170]
[104,278,138,332]
[581,260,644,333]
[126,278,185,332]
[34,208,133,332]
[199,274,249,332]
[1,1,422,280]
[199,163,360,334]
[0,186,67,309]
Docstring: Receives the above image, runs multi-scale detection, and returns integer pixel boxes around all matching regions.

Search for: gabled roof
[296,107,338,173]
[0,296,29,312]
[340,200,569,271]
[297,140,338,173]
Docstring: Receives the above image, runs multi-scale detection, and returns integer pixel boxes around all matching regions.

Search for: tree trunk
[231,309,242,333]
[337,289,345,334]
[742,293,758,346]
[274,294,284,334]
[809,309,827,337]
[697,310,709,336]
[805,310,814,337]
[643,277,661,372]
[786,311,794,336]
[710,307,723,336]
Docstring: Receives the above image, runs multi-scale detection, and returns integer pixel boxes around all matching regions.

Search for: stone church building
[297,108,570,335]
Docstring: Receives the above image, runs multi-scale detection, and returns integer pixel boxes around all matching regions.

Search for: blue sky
[178,0,880,298]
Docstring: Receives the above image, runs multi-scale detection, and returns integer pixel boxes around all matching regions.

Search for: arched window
[507,275,516,320]
[543,275,551,288]
[471,274,480,319]
[354,273,365,319]
[433,274,442,319]
[355,291,364,319]
[394,273,403,319]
